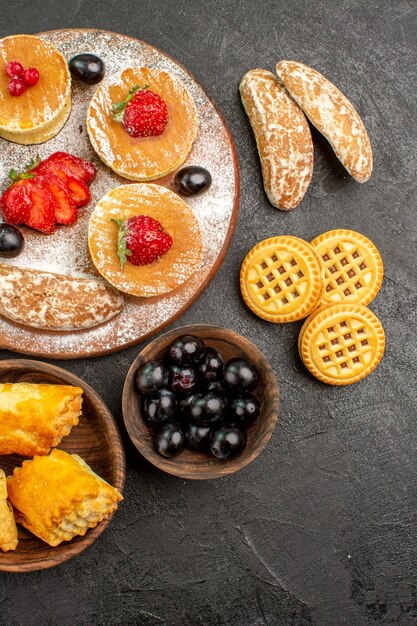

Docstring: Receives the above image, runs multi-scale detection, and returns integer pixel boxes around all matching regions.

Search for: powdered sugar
[0,29,238,358]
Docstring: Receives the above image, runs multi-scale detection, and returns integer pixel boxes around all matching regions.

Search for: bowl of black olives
[122,325,279,479]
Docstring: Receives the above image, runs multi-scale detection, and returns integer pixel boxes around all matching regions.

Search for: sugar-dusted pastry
[0,383,83,456]
[7,449,123,547]
[0,263,124,330]
[310,229,383,306]
[88,184,203,297]
[239,69,313,210]
[299,303,385,385]
[240,235,324,323]
[0,469,18,552]
[0,34,71,145]
[275,61,372,183]
[86,67,198,181]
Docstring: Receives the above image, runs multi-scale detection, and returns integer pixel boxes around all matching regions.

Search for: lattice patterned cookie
[240,236,324,323]
[299,303,385,385]
[310,229,383,306]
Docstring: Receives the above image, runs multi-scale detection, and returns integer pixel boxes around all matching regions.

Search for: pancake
[86,67,198,181]
[0,94,71,144]
[88,184,203,297]
[0,34,71,138]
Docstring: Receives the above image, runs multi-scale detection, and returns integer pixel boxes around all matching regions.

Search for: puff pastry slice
[0,383,83,456]
[0,469,18,552]
[7,449,123,547]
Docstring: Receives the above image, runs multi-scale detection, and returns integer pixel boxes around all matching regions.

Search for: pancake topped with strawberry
[86,67,198,181]
[88,184,202,297]
[0,35,71,144]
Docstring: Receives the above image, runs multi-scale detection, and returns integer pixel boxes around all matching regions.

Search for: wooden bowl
[0,360,126,573]
[122,325,279,479]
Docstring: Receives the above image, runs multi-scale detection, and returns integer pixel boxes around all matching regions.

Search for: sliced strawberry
[65,175,91,207]
[25,180,55,233]
[45,152,96,184]
[34,160,90,207]
[36,174,77,225]
[0,180,32,225]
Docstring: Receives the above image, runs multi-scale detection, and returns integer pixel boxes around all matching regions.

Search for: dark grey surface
[1,1,416,625]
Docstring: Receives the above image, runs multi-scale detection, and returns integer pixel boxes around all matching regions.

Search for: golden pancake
[0,94,71,144]
[88,184,203,297]
[240,236,324,323]
[299,303,385,385]
[86,67,198,181]
[0,34,71,136]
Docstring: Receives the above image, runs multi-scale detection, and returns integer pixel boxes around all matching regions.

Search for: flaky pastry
[0,383,83,456]
[0,469,18,552]
[7,449,123,547]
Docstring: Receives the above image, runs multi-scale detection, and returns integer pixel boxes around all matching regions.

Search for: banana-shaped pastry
[240,69,314,210]
[276,61,372,183]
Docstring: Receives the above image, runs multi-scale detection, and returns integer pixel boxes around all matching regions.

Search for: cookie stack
[240,229,385,386]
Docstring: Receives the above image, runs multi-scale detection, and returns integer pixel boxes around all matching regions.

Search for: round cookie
[310,229,383,306]
[88,184,203,297]
[299,303,385,385]
[0,34,71,138]
[240,235,324,323]
[86,67,198,181]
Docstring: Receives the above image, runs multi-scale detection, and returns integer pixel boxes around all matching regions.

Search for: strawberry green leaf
[26,155,41,171]
[110,217,132,270]
[112,101,126,112]
[113,110,125,123]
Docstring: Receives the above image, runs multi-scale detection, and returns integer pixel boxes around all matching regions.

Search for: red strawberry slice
[34,160,90,207]
[25,180,55,233]
[36,174,78,225]
[0,179,32,225]
[45,152,96,184]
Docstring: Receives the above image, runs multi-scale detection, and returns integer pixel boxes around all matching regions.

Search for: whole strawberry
[112,84,168,138]
[111,215,173,269]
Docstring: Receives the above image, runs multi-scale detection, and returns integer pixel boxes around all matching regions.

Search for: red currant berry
[8,77,27,97]
[5,61,24,79]
[23,67,40,87]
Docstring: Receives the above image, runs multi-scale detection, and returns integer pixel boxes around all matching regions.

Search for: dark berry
[68,53,105,85]
[210,426,247,459]
[228,394,260,425]
[135,360,168,395]
[178,392,198,417]
[0,224,24,258]
[23,67,39,87]
[168,364,198,395]
[187,392,226,425]
[5,61,24,79]
[8,77,27,97]
[204,379,228,397]
[142,389,177,426]
[185,423,212,451]
[169,334,205,366]
[174,166,212,197]
[198,347,224,382]
[223,358,259,392]
[155,423,185,457]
